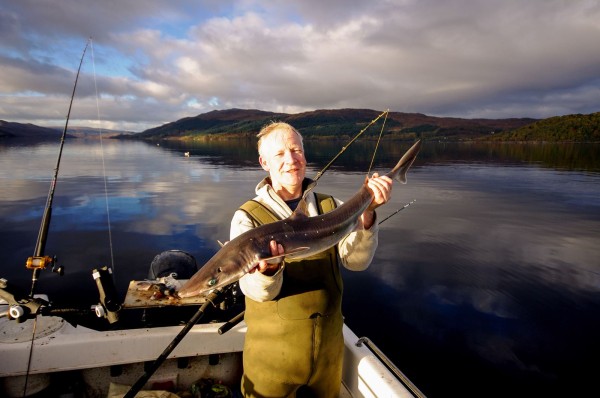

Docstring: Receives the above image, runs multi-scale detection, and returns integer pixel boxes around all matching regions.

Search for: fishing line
[90,38,116,275]
[22,317,39,397]
[360,114,418,226]
[366,109,389,177]
[313,109,389,183]
[23,38,91,398]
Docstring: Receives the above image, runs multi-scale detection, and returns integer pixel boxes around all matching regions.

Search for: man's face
[259,129,307,192]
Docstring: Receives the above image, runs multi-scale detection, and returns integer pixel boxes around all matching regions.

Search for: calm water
[1,138,599,397]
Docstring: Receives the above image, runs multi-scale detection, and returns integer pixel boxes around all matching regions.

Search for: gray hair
[256,122,303,156]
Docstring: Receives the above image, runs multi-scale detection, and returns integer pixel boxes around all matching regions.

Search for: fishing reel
[25,255,65,276]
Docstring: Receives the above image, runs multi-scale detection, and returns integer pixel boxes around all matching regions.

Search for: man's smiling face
[259,128,306,198]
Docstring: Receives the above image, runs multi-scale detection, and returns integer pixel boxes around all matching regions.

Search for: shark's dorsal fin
[289,181,317,220]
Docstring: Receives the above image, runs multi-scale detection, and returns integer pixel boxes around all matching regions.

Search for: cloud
[1,0,599,131]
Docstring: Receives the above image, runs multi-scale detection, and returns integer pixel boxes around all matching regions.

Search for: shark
[177,140,421,298]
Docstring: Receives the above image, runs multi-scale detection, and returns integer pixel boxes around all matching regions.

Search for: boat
[1,258,425,398]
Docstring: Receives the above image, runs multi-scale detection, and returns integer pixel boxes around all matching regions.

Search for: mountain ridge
[2,108,598,142]
[129,108,539,141]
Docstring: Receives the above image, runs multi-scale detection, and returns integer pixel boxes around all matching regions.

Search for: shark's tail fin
[385,140,421,184]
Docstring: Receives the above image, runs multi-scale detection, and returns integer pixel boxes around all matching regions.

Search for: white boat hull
[1,315,418,397]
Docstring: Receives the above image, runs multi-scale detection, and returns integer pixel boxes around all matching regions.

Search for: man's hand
[251,239,284,276]
[361,173,393,229]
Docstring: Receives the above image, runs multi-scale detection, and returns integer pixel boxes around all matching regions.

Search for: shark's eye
[208,278,217,287]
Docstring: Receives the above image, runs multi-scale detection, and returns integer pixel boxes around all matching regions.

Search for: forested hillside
[128,108,536,141]
[486,112,600,142]
[3,109,598,142]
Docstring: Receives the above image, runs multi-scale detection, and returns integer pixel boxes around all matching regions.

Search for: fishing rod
[124,285,232,398]
[379,199,416,225]
[27,38,91,297]
[313,109,389,182]
[18,38,91,398]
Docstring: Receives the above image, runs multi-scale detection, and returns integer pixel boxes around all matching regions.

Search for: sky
[1,0,599,132]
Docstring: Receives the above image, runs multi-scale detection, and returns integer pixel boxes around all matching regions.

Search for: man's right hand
[251,239,284,276]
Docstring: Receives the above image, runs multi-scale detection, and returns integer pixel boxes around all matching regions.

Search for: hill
[66,126,136,138]
[129,108,538,141]
[133,109,287,140]
[485,112,600,142]
[0,120,61,139]
[0,121,135,140]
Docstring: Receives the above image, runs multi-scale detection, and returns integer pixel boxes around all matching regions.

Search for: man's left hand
[361,173,393,229]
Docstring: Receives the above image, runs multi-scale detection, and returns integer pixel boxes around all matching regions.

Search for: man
[231,122,392,397]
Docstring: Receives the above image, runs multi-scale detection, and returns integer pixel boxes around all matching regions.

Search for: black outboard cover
[142,250,242,327]
[148,250,198,280]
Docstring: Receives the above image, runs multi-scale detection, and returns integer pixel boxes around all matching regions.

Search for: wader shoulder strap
[239,200,280,226]
[239,193,337,227]
[314,192,337,214]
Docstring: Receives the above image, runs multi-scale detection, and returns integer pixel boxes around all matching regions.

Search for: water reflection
[1,138,599,397]
[159,139,600,173]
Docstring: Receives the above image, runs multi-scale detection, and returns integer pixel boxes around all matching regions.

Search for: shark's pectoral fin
[283,246,310,258]
[262,255,285,264]
[262,246,310,263]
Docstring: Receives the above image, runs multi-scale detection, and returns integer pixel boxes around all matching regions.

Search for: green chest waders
[239,194,345,398]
